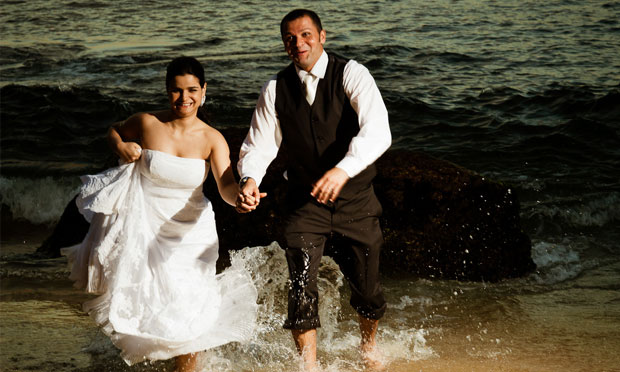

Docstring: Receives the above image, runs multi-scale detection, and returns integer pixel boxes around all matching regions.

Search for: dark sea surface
[1,1,620,371]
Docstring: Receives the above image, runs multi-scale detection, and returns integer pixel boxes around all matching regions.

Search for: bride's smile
[167,74,206,117]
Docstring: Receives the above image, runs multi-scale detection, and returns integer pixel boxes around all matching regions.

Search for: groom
[236,9,391,370]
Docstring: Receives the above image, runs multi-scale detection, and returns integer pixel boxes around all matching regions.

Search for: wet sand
[1,233,619,372]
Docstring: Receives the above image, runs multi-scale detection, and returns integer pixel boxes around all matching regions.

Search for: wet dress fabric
[64,149,257,365]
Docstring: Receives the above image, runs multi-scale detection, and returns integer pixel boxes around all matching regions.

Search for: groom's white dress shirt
[238,50,391,186]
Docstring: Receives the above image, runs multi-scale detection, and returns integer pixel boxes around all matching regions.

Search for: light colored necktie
[302,73,316,105]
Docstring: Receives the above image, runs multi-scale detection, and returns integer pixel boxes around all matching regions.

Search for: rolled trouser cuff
[283,317,321,330]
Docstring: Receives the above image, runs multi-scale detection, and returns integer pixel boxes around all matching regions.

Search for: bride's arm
[108,113,145,163]
[209,133,239,207]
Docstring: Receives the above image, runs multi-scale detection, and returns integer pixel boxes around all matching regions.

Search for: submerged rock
[36,127,535,281]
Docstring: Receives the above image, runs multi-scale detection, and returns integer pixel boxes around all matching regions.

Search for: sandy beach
[2,228,619,372]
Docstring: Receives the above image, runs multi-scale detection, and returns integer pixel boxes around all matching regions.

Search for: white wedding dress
[64,149,258,365]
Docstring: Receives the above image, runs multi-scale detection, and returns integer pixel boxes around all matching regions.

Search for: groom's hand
[311,167,350,205]
[235,178,267,213]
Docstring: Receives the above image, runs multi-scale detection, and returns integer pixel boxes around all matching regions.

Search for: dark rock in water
[36,127,535,281]
[372,150,535,281]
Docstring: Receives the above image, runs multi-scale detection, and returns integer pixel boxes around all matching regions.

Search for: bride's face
[167,74,206,118]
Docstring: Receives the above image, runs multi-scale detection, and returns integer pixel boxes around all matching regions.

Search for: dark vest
[275,53,376,200]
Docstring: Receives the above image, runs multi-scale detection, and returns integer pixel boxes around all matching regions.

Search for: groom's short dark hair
[280,9,323,37]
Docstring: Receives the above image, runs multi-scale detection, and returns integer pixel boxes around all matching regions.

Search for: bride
[64,56,259,371]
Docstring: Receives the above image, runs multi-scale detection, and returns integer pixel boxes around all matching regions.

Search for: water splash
[195,243,431,371]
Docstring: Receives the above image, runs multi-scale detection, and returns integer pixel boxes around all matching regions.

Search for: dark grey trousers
[282,186,387,330]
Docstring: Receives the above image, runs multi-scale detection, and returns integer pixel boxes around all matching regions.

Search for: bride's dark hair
[165,56,210,123]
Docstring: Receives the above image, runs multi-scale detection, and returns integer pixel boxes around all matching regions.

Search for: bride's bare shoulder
[119,111,167,128]
[141,111,170,125]
[200,123,228,145]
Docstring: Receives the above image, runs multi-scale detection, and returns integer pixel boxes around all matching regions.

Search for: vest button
[317,136,324,141]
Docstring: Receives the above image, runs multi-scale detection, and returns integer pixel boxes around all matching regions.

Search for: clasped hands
[235,177,266,213]
[235,167,349,213]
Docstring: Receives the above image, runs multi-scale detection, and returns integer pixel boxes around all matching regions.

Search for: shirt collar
[296,50,328,80]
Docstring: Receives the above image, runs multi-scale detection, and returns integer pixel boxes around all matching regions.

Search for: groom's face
[282,15,326,72]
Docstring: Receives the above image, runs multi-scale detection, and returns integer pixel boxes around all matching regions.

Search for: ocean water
[1,0,620,371]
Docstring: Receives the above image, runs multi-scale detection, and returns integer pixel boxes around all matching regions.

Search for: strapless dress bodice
[140,149,208,190]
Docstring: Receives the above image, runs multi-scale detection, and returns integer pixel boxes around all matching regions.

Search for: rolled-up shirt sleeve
[237,76,282,186]
[336,60,391,178]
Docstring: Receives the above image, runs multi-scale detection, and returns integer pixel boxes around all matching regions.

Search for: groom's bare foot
[292,329,320,372]
[296,354,320,372]
[360,344,386,371]
[295,354,320,372]
[358,316,385,370]
[298,361,321,372]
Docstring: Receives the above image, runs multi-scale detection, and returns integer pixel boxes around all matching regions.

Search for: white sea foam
[0,176,80,225]
[529,240,584,284]
[391,295,433,312]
